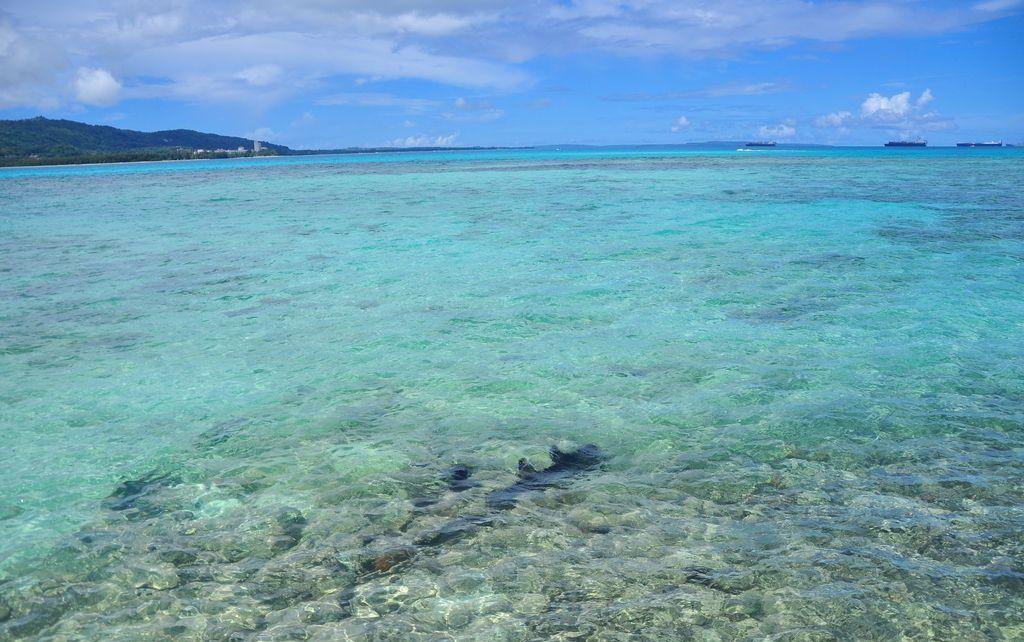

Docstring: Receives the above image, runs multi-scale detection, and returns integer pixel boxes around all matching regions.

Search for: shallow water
[1,148,1022,640]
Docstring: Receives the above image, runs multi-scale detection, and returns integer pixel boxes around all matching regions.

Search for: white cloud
[235,64,283,87]
[670,115,690,132]
[816,88,952,136]
[389,133,458,147]
[549,0,1008,56]
[245,126,276,141]
[444,110,505,122]
[317,92,439,111]
[974,0,1021,12]
[858,89,936,123]
[758,121,796,139]
[119,30,529,105]
[449,96,505,121]
[357,11,480,36]
[74,67,121,106]
[861,91,913,119]
[0,1,1016,110]
[815,111,853,128]
[90,9,186,45]
[454,96,493,110]
[698,81,790,97]
[0,16,65,108]
[603,80,791,102]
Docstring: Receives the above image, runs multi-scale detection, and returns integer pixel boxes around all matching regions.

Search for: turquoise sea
[1,147,1022,640]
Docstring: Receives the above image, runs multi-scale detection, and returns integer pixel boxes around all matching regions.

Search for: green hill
[0,117,289,165]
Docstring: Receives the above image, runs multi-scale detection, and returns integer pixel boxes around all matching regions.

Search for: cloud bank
[817,89,953,135]
[758,121,797,139]
[0,1,1018,110]
[390,133,458,147]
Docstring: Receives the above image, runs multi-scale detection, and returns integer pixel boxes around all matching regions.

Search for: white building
[253,140,262,153]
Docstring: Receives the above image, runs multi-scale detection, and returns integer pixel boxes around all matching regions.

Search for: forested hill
[0,117,290,160]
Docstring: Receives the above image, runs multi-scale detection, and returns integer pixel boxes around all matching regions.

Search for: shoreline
[0,146,528,170]
[2,143,1018,171]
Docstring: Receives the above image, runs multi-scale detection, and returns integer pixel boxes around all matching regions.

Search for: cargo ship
[884,140,926,147]
[744,141,776,147]
[956,141,1003,147]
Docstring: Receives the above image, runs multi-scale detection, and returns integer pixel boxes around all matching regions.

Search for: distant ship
[885,140,926,147]
[745,141,776,147]
[956,141,1003,147]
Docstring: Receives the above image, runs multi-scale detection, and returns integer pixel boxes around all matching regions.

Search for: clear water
[1,148,1022,640]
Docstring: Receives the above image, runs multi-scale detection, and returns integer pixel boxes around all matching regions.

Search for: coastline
[3,143,1018,173]
[0,146,527,170]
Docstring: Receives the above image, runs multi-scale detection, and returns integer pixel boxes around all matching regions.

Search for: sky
[1,0,1022,148]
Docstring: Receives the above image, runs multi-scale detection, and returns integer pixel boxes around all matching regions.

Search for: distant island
[0,117,512,167]
[0,117,290,167]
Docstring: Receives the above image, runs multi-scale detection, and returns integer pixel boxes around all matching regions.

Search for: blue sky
[1,1,1022,148]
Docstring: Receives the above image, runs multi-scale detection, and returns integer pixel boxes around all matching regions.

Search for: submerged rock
[444,464,480,493]
[362,444,607,581]
[486,444,607,510]
[109,562,180,591]
[157,547,198,567]
[413,514,495,548]
[101,472,180,516]
[361,545,417,575]
[411,464,481,509]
